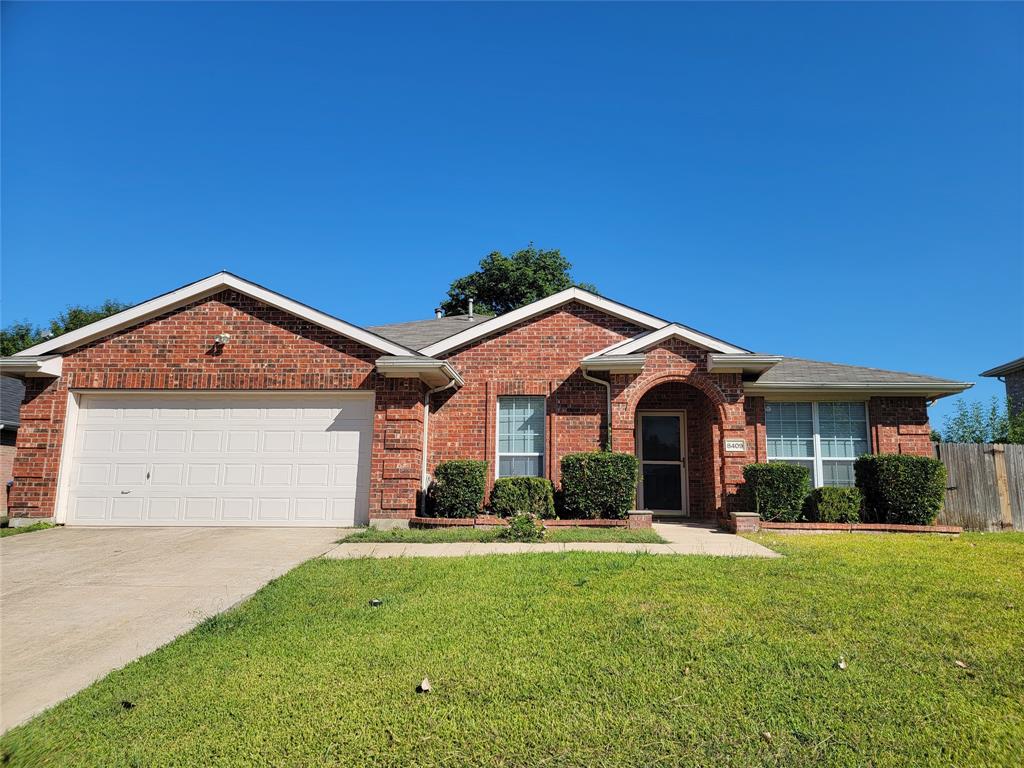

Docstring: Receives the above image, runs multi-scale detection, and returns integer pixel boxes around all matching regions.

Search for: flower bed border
[410,511,652,529]
[758,520,962,535]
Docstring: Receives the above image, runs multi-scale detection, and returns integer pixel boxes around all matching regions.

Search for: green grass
[3,534,1022,767]
[343,525,666,544]
[0,522,54,538]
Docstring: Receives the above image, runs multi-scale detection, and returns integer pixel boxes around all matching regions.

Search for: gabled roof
[744,357,971,397]
[584,323,749,357]
[368,315,487,349]
[14,272,419,358]
[418,287,678,356]
[981,356,1024,378]
[1,376,25,429]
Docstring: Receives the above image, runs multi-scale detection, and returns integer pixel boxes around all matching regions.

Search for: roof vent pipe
[468,299,474,320]
[435,308,442,319]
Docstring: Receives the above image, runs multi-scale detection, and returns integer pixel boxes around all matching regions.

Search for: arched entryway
[633,381,718,518]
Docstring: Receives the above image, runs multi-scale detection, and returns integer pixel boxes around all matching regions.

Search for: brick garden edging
[410,510,653,529]
[722,513,961,535]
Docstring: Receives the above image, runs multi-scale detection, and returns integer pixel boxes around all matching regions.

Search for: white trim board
[589,323,749,357]
[15,272,418,358]
[419,287,673,356]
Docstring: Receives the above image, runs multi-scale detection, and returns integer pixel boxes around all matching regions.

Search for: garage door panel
[67,392,373,527]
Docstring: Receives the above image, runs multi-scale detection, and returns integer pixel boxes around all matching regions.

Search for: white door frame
[635,410,689,517]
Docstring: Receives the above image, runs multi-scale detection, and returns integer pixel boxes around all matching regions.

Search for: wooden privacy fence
[932,443,1024,531]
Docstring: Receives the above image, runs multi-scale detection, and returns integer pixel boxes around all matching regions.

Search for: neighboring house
[1,376,25,516]
[980,356,1024,417]
[0,272,970,528]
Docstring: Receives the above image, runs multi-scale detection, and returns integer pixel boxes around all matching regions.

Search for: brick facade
[429,302,644,489]
[7,290,937,524]
[7,290,424,521]
[1006,371,1024,418]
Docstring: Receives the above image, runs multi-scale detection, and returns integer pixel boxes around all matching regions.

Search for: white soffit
[14,272,417,358]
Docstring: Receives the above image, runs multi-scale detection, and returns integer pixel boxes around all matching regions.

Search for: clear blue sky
[2,2,1022,427]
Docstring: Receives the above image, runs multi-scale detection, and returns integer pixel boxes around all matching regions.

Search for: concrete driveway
[0,526,345,732]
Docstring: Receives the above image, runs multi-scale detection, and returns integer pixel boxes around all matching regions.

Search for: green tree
[439,245,596,317]
[1,299,130,356]
[941,395,1023,444]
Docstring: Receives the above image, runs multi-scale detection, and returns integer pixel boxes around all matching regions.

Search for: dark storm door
[637,411,688,516]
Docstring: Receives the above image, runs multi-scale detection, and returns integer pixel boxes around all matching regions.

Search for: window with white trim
[497,396,545,477]
[766,401,870,487]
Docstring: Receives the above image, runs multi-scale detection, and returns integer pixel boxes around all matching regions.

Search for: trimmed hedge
[854,454,946,525]
[807,486,862,523]
[427,460,487,518]
[560,452,639,520]
[498,512,546,541]
[742,463,810,522]
[490,477,556,519]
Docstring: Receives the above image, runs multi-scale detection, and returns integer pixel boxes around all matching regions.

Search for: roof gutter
[375,356,464,388]
[580,354,646,374]
[0,356,63,378]
[744,381,973,399]
[707,354,782,374]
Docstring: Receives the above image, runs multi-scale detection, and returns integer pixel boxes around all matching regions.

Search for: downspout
[582,369,612,451]
[420,379,458,515]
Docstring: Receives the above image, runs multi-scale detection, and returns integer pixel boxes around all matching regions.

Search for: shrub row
[427,451,638,519]
[741,454,946,525]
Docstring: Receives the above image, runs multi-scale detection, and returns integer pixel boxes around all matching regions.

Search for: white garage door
[65,392,373,527]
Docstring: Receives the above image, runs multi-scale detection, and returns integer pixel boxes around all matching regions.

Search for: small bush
[490,477,556,519]
[498,513,546,542]
[854,454,946,525]
[807,487,862,523]
[427,460,487,518]
[560,452,639,519]
[742,463,810,522]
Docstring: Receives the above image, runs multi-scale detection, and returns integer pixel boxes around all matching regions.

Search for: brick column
[369,378,425,522]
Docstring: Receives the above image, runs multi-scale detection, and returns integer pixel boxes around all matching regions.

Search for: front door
[636,411,688,516]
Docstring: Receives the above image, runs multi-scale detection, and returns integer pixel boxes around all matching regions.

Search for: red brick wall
[8,290,424,520]
[869,396,933,456]
[429,302,644,490]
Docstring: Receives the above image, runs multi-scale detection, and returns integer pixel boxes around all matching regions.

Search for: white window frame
[766,400,872,487]
[495,396,546,479]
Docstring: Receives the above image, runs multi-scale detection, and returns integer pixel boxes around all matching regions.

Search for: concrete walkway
[0,526,344,733]
[324,522,779,559]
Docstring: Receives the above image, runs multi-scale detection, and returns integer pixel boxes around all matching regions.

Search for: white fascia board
[376,356,464,387]
[0,355,63,378]
[707,354,783,373]
[419,288,670,356]
[15,272,417,358]
[605,324,748,356]
[580,354,646,373]
[744,381,974,398]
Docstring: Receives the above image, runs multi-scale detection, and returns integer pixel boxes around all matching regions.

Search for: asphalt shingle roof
[367,315,487,350]
[758,357,964,386]
[1,376,25,429]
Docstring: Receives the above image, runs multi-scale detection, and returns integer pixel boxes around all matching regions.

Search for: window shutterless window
[496,396,545,478]
[765,401,870,487]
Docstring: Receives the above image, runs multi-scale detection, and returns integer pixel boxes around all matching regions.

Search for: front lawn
[343,525,666,544]
[3,534,1021,767]
[0,522,54,538]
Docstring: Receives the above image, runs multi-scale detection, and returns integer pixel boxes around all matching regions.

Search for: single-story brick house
[0,272,970,528]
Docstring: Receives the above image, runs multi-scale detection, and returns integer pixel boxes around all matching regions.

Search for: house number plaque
[724,438,747,452]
